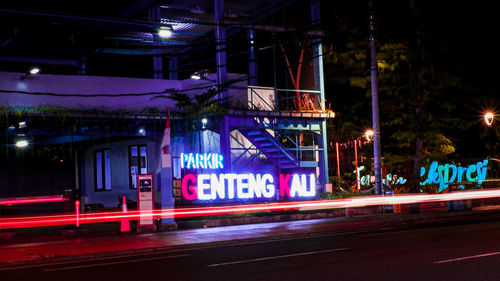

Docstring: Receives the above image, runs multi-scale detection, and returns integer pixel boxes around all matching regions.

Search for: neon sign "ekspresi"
[420,159,488,192]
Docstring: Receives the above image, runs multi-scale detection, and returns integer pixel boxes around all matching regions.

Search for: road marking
[434,251,500,264]
[42,254,189,272]
[207,248,348,267]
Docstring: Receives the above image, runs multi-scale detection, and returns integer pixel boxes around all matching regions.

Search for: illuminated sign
[358,166,407,187]
[181,173,316,201]
[420,159,488,192]
[180,153,224,169]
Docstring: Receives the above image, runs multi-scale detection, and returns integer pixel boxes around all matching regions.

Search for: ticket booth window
[95,149,112,191]
[129,145,148,189]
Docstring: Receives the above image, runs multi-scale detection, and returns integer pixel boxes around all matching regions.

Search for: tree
[323,2,462,190]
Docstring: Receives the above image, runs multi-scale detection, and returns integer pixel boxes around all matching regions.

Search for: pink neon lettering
[181,174,198,200]
[279,174,291,197]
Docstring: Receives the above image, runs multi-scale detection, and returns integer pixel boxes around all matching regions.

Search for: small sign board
[137,174,154,227]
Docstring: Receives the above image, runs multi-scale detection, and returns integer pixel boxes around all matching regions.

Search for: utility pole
[369,0,382,195]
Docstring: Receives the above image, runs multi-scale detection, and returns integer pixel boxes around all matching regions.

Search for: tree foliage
[323,5,467,183]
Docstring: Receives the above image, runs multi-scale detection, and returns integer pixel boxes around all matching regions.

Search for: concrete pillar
[215,0,231,173]
[152,4,163,79]
[248,27,258,86]
[169,56,178,80]
[311,0,329,188]
[214,0,227,98]
[219,115,231,173]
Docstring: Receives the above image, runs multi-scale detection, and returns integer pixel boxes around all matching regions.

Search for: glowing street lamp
[15,140,28,148]
[365,129,374,142]
[158,27,172,39]
[484,112,496,159]
[484,112,494,127]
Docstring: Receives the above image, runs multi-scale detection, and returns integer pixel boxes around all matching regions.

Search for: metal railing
[275,88,323,112]
[248,86,324,112]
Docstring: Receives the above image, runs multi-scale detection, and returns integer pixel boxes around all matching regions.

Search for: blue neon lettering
[205,153,213,169]
[476,160,488,185]
[444,164,457,185]
[457,166,467,183]
[466,164,476,182]
[429,161,439,184]
[180,153,188,168]
[180,153,224,169]
[420,160,488,193]
[218,154,224,169]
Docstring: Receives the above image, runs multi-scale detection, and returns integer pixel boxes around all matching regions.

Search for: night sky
[319,1,498,160]
[0,0,498,158]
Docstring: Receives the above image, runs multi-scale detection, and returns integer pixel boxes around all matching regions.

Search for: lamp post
[485,112,495,159]
[369,0,382,195]
[484,112,496,183]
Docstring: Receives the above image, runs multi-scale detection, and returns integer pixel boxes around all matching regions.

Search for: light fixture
[190,69,211,81]
[158,27,172,39]
[19,121,27,129]
[365,129,374,142]
[15,140,28,148]
[137,127,146,136]
[21,66,41,80]
[484,112,494,127]
[29,67,40,75]
[201,118,208,129]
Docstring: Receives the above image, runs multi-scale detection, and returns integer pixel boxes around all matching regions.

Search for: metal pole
[369,0,382,195]
[336,142,341,178]
[355,140,359,192]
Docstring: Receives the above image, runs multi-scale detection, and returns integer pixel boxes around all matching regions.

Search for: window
[129,145,147,189]
[95,149,112,191]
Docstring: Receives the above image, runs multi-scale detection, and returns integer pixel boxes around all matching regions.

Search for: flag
[161,109,171,168]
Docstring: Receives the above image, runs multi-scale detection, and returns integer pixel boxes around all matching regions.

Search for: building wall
[0,71,247,112]
[82,137,161,208]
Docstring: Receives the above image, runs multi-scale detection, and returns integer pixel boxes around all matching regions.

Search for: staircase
[238,128,299,169]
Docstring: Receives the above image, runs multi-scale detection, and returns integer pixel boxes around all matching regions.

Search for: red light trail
[1,189,500,230]
[0,195,68,206]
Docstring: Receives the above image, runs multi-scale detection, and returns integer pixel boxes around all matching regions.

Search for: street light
[484,112,496,161]
[485,112,494,127]
[158,27,172,39]
[15,139,28,148]
[365,129,374,142]
[21,66,41,80]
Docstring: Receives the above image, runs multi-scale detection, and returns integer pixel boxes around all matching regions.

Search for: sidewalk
[1,205,500,268]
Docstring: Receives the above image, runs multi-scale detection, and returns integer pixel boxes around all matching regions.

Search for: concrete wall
[82,137,161,208]
[0,71,248,112]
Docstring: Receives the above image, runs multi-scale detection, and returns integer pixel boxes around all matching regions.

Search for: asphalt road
[2,220,500,281]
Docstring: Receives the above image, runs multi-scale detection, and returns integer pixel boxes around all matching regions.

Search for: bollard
[120,196,131,232]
